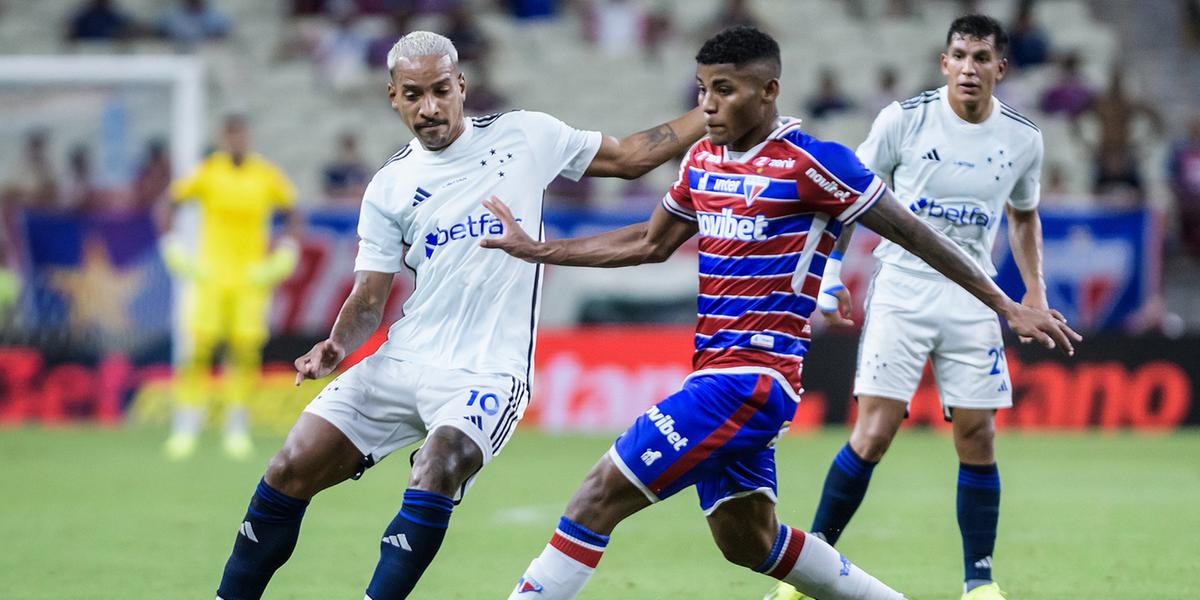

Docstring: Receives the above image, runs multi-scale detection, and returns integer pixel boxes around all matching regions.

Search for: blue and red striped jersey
[661,118,886,400]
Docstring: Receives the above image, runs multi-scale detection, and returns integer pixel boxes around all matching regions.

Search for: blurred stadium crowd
[1,0,1199,344]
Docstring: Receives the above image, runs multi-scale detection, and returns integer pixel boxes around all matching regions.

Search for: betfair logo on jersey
[804,167,851,201]
[910,197,991,227]
[424,212,522,258]
[645,405,689,451]
[698,208,769,242]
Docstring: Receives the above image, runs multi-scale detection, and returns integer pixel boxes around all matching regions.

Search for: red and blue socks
[811,443,879,545]
[508,516,609,600]
[958,462,1000,592]
[757,524,904,600]
[365,489,455,600]
[216,478,309,600]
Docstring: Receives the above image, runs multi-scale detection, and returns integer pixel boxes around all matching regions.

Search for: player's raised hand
[294,339,346,385]
[1002,302,1082,357]
[479,196,542,261]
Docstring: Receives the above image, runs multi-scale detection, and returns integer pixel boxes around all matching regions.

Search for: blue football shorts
[608,371,797,515]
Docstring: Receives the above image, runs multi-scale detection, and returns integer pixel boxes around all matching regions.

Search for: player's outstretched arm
[857,190,1081,355]
[294,270,393,384]
[481,196,696,267]
[584,107,706,179]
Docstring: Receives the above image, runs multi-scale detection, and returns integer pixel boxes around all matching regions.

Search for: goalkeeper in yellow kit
[161,116,299,460]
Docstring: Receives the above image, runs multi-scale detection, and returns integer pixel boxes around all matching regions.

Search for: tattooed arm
[294,270,393,384]
[584,107,705,179]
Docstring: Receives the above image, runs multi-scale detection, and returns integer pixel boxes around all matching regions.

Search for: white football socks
[508,543,597,600]
[508,517,608,600]
[782,530,904,600]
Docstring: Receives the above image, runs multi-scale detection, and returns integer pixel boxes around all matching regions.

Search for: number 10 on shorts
[467,390,500,415]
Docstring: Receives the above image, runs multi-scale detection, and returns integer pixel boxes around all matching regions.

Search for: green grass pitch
[2,426,1197,599]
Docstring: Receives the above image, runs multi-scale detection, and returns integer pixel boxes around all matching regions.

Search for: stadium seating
[0,0,1169,206]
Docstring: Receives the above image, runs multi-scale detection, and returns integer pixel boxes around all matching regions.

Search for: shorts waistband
[877,261,957,282]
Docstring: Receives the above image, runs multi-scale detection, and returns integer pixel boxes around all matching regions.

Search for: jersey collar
[938,85,1000,130]
[414,118,475,158]
[719,117,803,164]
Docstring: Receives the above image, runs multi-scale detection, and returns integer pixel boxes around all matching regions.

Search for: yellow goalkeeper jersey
[172,152,296,283]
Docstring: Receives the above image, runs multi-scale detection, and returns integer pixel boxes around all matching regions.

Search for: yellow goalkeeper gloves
[159,232,206,281]
[248,237,299,287]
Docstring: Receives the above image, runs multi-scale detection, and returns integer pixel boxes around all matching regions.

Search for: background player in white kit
[211,31,704,600]
[768,15,1065,600]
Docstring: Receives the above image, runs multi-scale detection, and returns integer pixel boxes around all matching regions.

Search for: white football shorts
[303,354,529,499]
[854,264,1013,417]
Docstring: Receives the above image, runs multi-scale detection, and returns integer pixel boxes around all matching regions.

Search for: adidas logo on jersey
[411,186,432,207]
[803,167,851,201]
[921,148,942,161]
[645,405,689,451]
[697,208,768,242]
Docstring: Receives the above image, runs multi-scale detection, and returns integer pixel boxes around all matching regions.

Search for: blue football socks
[216,478,309,600]
[810,443,878,545]
[365,489,456,600]
[958,462,1000,589]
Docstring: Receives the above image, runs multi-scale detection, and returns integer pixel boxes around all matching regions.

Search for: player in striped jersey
[483,27,1078,600]
[771,16,1062,600]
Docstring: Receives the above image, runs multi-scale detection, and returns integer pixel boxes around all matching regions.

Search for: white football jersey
[354,111,601,380]
[857,86,1043,276]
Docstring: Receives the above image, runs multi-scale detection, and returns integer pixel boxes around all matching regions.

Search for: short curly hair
[695,26,781,76]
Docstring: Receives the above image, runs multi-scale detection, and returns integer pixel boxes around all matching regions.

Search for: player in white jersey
[211,32,705,600]
[767,16,1068,600]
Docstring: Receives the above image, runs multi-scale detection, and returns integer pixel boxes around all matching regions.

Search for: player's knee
[265,447,307,497]
[849,427,895,462]
[409,436,482,496]
[953,417,996,461]
[408,461,465,496]
[265,438,325,498]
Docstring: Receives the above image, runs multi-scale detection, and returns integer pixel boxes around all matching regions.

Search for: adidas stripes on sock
[216,478,309,600]
[365,489,455,600]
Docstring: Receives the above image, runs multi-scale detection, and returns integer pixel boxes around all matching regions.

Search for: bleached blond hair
[386,30,459,74]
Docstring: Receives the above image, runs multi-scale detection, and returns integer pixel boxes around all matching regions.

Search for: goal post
[0,54,205,181]
[0,54,206,362]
